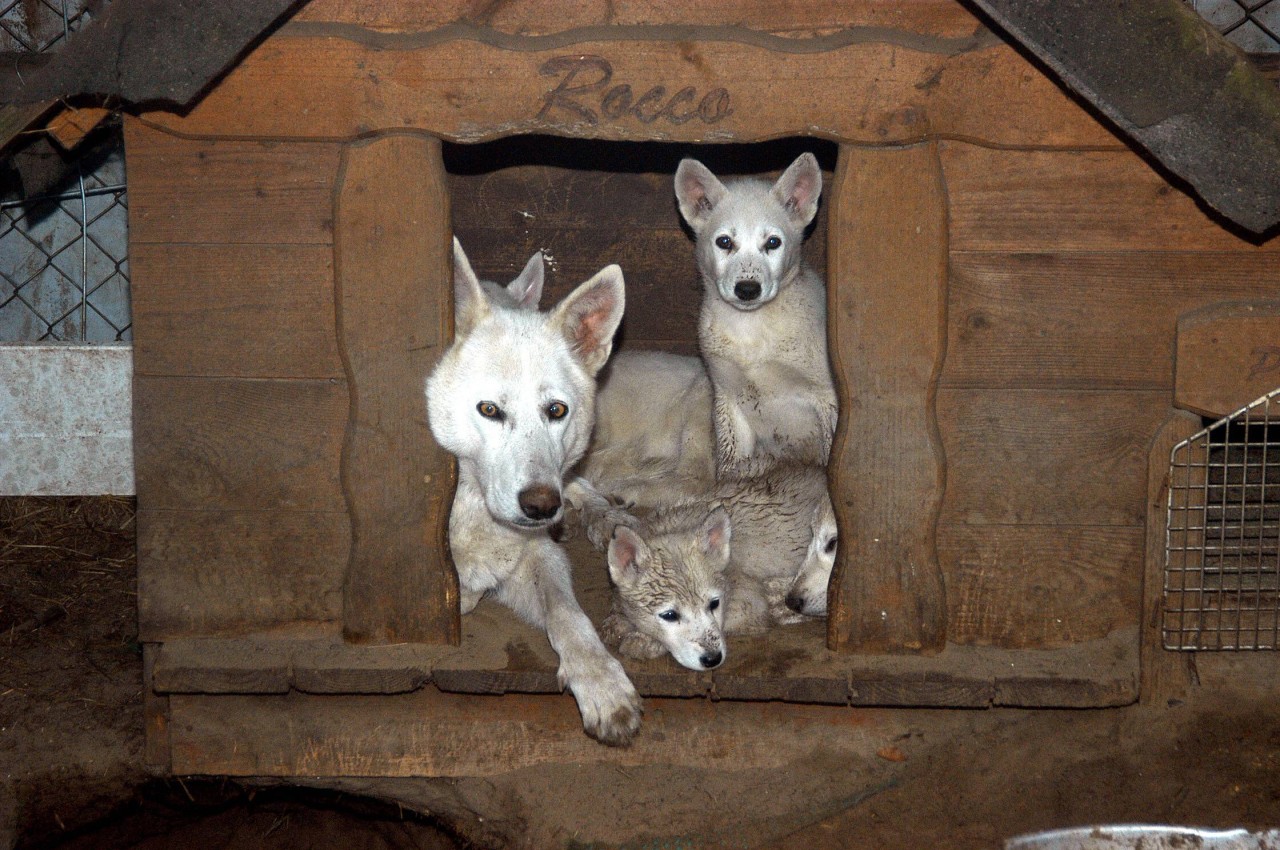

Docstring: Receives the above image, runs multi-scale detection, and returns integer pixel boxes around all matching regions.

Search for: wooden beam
[1175,302,1280,419]
[335,133,460,646]
[826,142,949,654]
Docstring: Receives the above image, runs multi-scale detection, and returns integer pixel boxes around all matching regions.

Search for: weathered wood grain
[1175,302,1280,418]
[124,119,340,245]
[939,524,1143,648]
[944,253,1280,391]
[130,243,343,380]
[294,0,987,39]
[133,376,346,512]
[936,389,1170,527]
[137,509,349,640]
[827,142,948,655]
[1141,411,1201,706]
[142,645,172,775]
[139,35,1116,148]
[943,144,1278,254]
[153,639,292,694]
[335,134,459,646]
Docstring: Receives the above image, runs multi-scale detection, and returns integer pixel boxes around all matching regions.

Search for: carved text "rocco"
[536,55,733,127]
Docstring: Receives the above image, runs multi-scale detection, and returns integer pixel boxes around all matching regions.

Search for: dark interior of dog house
[3,1,1280,848]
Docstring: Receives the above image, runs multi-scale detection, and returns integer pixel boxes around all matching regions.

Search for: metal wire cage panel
[1164,387,1280,650]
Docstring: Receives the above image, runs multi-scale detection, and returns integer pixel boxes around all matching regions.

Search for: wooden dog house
[75,0,1280,775]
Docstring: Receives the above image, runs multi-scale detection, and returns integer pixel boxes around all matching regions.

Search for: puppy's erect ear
[505,250,545,311]
[452,237,491,336]
[771,152,822,228]
[675,158,728,234]
[550,264,625,376]
[698,505,732,567]
[608,525,650,588]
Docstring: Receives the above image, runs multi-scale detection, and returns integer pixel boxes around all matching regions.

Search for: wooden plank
[130,244,344,380]
[944,253,1280,391]
[937,389,1170,527]
[140,35,1116,148]
[0,101,56,152]
[124,119,341,245]
[294,0,986,38]
[335,134,459,646]
[153,639,291,694]
[826,142,948,655]
[943,144,1278,254]
[45,105,111,150]
[939,524,1143,648]
[142,645,172,775]
[1175,302,1280,418]
[1141,412,1200,706]
[137,508,349,640]
[133,376,346,512]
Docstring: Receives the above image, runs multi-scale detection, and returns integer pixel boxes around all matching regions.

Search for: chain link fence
[0,0,129,344]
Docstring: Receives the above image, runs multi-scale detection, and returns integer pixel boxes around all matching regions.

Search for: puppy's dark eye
[476,401,504,420]
[824,536,838,555]
[546,401,568,420]
[658,609,680,623]
[708,598,720,612]
[764,235,782,251]
[715,235,734,251]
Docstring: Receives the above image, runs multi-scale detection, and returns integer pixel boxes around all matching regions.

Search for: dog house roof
[2,0,1280,233]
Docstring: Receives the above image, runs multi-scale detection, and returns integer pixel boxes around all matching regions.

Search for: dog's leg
[712,388,758,476]
[602,606,665,660]
[496,544,643,746]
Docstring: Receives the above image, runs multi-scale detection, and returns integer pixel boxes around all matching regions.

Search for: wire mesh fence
[0,0,129,344]
[1164,388,1280,650]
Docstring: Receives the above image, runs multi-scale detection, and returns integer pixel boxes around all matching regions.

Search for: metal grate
[1164,388,1280,650]
[1191,0,1280,52]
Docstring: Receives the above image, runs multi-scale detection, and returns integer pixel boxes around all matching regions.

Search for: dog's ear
[505,250,545,310]
[452,237,492,335]
[674,158,728,233]
[772,152,822,227]
[608,525,650,587]
[551,264,625,376]
[698,505,732,567]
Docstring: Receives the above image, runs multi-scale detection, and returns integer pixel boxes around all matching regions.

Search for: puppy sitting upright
[675,153,838,476]
[426,239,641,747]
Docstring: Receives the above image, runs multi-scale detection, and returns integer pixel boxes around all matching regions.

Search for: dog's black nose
[785,592,805,613]
[734,280,762,301]
[699,650,723,669]
[518,485,561,521]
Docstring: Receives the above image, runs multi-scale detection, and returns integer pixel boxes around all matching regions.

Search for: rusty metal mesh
[1164,388,1280,650]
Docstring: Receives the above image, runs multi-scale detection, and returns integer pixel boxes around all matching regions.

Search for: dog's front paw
[560,654,643,747]
[618,631,666,660]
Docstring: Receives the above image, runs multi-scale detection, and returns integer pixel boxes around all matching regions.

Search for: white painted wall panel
[0,344,133,495]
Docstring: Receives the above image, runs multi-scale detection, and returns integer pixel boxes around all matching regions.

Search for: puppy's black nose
[734,280,762,301]
[699,650,723,669]
[785,592,805,613]
[518,485,561,521]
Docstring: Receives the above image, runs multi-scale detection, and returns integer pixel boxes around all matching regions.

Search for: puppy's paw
[562,655,643,747]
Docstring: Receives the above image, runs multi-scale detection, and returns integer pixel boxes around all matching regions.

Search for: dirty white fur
[577,349,716,509]
[675,153,838,476]
[785,495,838,618]
[571,463,833,663]
[426,238,641,747]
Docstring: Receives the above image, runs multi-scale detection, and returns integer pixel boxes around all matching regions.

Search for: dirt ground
[2,497,1279,849]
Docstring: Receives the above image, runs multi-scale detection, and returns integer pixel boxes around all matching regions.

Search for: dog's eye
[658,609,680,623]
[764,235,782,251]
[476,401,504,420]
[708,598,720,612]
[546,401,568,420]
[824,535,838,555]
[715,235,734,251]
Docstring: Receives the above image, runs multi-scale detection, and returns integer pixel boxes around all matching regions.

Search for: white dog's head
[427,238,624,531]
[607,507,731,670]
[785,493,837,617]
[674,152,822,311]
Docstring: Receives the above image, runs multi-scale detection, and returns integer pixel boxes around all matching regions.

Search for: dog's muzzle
[518,484,562,523]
